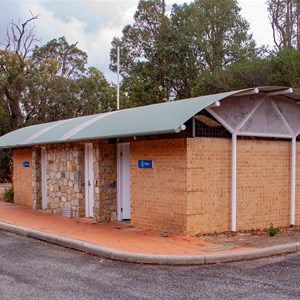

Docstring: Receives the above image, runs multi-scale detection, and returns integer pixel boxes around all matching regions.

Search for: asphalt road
[0,230,300,300]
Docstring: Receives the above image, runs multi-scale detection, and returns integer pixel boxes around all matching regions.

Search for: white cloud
[1,0,274,83]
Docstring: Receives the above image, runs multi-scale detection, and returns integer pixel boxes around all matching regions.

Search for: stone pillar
[32,147,42,210]
[93,141,117,222]
[47,143,85,217]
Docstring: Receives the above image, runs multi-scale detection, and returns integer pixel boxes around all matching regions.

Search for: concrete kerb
[0,222,300,265]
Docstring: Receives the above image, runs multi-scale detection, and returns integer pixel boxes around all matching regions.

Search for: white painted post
[41,147,47,210]
[117,46,120,111]
[232,133,237,232]
[291,137,296,226]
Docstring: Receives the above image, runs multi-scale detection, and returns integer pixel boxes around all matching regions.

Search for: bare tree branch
[2,12,41,59]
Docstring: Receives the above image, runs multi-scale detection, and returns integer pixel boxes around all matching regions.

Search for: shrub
[3,188,14,203]
[265,223,281,236]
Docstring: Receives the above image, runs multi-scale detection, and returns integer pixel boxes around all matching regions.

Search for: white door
[85,144,94,217]
[117,143,131,220]
[41,147,47,210]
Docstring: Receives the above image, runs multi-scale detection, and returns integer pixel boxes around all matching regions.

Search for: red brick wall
[13,149,33,206]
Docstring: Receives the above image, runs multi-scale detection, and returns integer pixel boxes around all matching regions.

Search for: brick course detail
[131,138,296,236]
[13,149,33,206]
[13,137,298,236]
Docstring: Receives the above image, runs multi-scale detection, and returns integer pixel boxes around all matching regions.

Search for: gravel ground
[201,227,300,248]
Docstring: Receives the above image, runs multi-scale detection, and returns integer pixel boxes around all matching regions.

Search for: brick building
[1,86,300,236]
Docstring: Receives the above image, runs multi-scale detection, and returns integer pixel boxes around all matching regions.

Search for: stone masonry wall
[29,141,116,221]
[32,148,42,210]
[93,141,117,222]
[46,143,85,217]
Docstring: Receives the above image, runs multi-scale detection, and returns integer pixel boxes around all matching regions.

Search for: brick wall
[130,139,188,234]
[236,139,291,230]
[186,138,232,235]
[296,142,300,225]
[131,137,293,236]
[13,149,33,206]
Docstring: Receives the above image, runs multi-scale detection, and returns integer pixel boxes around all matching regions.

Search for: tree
[270,49,300,86]
[31,36,87,80]
[192,58,273,96]
[78,67,117,114]
[0,50,26,127]
[0,14,39,128]
[23,38,116,124]
[110,0,257,104]
[111,0,169,106]
[267,0,300,50]
[3,13,40,59]
[0,17,116,181]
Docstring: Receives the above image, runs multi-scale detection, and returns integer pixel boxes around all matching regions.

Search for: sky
[0,0,274,83]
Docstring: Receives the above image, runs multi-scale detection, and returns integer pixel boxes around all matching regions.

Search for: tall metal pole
[117,46,120,110]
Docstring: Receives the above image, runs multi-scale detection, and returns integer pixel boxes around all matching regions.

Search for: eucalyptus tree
[24,37,116,124]
[267,0,300,50]
[269,48,300,87]
[110,0,169,106]
[164,0,257,98]
[110,0,257,104]
[0,14,39,128]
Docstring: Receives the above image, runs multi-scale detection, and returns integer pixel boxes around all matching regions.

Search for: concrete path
[0,201,299,265]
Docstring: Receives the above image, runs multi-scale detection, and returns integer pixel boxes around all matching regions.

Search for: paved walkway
[0,201,251,255]
[0,201,299,264]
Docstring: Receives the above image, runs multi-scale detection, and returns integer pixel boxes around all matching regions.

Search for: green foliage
[265,223,281,236]
[193,57,273,96]
[0,36,117,126]
[0,149,12,183]
[0,21,116,180]
[2,188,14,203]
[110,0,257,104]
[78,67,117,113]
[0,50,27,128]
[270,49,300,87]
[31,36,87,79]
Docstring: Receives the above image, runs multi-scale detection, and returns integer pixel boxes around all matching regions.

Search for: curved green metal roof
[1,87,299,149]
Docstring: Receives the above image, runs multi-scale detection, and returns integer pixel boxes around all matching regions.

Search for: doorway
[85,144,94,217]
[41,147,47,210]
[117,143,131,220]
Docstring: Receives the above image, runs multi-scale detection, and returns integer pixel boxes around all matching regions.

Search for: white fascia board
[236,132,293,139]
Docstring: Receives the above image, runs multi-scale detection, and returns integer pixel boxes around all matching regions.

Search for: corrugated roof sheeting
[0,90,239,149]
[1,87,300,149]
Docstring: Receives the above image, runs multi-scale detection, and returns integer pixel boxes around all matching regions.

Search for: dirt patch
[199,227,300,248]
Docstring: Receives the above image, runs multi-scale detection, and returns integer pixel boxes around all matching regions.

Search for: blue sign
[23,162,30,167]
[138,160,153,169]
